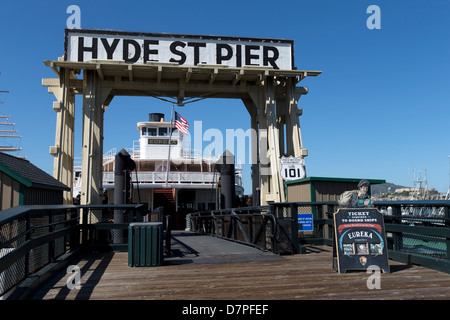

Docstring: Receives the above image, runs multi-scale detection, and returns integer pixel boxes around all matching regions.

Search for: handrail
[189,205,299,254]
[0,203,145,297]
[0,205,77,225]
[280,200,450,273]
[0,217,79,250]
[195,210,277,251]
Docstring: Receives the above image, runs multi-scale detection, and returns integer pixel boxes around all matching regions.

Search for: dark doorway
[177,190,196,230]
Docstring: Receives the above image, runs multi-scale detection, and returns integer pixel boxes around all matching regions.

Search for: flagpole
[165,103,175,186]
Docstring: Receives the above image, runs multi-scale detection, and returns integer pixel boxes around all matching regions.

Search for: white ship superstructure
[74,113,244,229]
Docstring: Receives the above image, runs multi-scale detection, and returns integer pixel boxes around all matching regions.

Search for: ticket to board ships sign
[333,208,390,274]
[64,29,295,70]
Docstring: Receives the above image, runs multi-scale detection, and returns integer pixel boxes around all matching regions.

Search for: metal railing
[375,200,450,273]
[0,205,80,297]
[1,200,449,298]
[79,204,145,252]
[188,204,300,255]
[103,171,218,185]
[190,200,450,273]
[293,200,450,274]
[0,204,145,298]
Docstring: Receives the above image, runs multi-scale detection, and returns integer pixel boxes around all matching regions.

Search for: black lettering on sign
[187,42,206,65]
[263,46,279,69]
[100,38,120,60]
[143,40,159,63]
[216,44,233,64]
[169,41,187,65]
[245,45,259,66]
[78,37,98,62]
[236,45,242,67]
[123,39,141,63]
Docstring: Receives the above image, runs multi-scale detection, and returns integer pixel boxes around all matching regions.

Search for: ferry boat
[73,113,244,229]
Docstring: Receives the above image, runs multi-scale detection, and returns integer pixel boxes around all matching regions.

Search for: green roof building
[0,152,69,210]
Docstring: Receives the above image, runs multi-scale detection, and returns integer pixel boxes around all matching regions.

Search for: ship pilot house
[97,113,244,229]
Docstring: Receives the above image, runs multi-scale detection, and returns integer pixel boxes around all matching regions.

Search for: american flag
[175,112,189,135]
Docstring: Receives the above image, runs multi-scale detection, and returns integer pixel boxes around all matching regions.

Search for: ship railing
[102,171,219,185]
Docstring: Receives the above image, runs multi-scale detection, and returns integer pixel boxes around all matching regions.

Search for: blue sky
[0,0,449,194]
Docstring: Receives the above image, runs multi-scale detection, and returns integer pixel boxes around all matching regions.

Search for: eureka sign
[64,29,295,70]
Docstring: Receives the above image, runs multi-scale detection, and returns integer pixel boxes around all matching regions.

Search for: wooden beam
[128,65,134,82]
[186,67,192,83]
[209,68,218,85]
[232,69,244,86]
[157,66,162,83]
[49,62,60,77]
[96,64,104,80]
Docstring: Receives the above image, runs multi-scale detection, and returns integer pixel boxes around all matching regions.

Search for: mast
[165,104,175,186]
[0,74,22,154]
[447,156,450,200]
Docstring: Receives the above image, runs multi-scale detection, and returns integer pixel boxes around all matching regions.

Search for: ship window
[159,127,168,136]
[171,128,179,136]
[148,128,157,136]
[141,127,147,136]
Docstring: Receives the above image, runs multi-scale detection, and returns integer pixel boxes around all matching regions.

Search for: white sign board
[65,29,295,70]
[280,156,306,181]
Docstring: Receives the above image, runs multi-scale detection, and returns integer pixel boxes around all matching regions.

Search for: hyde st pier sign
[65,29,295,69]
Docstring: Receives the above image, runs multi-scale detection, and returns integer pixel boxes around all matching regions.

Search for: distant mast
[0,73,22,156]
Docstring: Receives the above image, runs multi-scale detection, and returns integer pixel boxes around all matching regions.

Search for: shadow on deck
[29,230,450,300]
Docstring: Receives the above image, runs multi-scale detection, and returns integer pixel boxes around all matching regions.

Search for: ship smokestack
[149,113,165,122]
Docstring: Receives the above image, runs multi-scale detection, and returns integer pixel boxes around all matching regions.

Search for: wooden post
[242,98,260,206]
[265,77,285,203]
[285,78,308,159]
[80,70,112,207]
[49,69,76,204]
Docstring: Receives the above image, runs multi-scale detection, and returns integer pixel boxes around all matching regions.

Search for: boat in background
[73,113,244,229]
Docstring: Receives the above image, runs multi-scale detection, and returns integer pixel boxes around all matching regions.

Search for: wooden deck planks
[33,245,450,300]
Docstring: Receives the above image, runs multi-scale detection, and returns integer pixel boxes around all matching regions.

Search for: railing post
[48,210,55,263]
[391,205,402,252]
[444,206,450,261]
[268,204,276,253]
[219,212,224,237]
[291,203,302,254]
[248,209,254,244]
[24,210,31,278]
[165,215,172,255]
[232,210,237,240]
[316,204,323,240]
[81,207,89,245]
[70,207,79,251]
[327,204,335,243]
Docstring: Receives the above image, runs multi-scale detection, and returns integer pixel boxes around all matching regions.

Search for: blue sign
[298,213,314,231]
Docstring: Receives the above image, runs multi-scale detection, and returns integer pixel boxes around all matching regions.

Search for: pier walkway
[32,231,450,300]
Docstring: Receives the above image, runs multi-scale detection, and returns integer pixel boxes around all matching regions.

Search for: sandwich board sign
[333,208,390,273]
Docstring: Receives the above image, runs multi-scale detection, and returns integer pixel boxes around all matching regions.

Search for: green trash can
[128,222,164,267]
